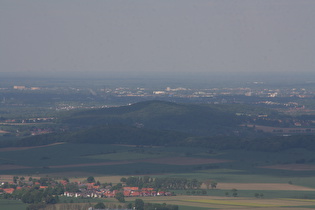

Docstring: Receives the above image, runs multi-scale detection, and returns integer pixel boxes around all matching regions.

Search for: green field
[86,150,174,161]
[1,143,315,180]
[0,199,27,210]
[2,143,315,209]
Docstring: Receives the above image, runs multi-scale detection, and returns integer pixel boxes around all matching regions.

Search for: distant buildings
[13,86,41,90]
[13,86,26,90]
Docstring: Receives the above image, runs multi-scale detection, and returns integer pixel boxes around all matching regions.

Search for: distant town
[1,82,314,110]
[1,80,315,138]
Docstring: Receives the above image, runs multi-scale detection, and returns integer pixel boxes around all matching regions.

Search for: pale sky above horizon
[1,0,315,79]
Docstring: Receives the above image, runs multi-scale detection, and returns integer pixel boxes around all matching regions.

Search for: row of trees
[121,176,202,190]
[124,199,178,210]
[186,190,207,195]
[93,199,178,210]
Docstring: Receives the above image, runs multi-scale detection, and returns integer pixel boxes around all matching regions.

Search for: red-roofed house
[142,188,154,191]
[86,183,95,190]
[157,191,165,196]
[123,190,131,197]
[104,190,117,198]
[123,187,139,191]
[92,185,100,189]
[59,180,68,186]
[130,191,141,197]
[3,188,15,194]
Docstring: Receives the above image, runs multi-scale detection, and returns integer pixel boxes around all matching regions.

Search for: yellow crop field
[68,175,123,184]
[125,196,315,209]
[282,198,315,202]
[188,199,282,207]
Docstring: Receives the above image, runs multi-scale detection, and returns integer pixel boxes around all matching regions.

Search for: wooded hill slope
[13,100,315,152]
[60,100,257,135]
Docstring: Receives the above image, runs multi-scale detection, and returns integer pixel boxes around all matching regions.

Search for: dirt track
[48,157,231,168]
[141,157,231,165]
[0,165,32,170]
[0,142,64,152]
[214,183,315,191]
[260,164,315,171]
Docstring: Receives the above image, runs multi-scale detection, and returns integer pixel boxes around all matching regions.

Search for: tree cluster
[115,192,125,203]
[186,190,207,195]
[144,203,179,210]
[17,188,59,204]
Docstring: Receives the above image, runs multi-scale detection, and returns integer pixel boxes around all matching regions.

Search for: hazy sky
[1,0,315,79]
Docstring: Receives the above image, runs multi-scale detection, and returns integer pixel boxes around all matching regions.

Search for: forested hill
[17,125,189,147]
[7,100,315,152]
[13,100,248,147]
[60,100,245,135]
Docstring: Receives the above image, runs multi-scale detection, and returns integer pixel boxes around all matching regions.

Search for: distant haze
[1,0,315,81]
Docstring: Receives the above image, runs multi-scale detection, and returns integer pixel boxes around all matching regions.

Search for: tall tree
[135,199,144,210]
[115,192,125,203]
[87,176,95,183]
